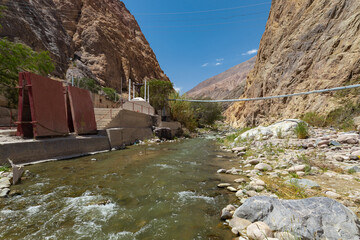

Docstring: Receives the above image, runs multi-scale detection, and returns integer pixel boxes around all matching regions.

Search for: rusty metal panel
[67,86,97,135]
[16,72,69,138]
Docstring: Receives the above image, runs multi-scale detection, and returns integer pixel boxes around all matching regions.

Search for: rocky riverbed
[216,120,360,239]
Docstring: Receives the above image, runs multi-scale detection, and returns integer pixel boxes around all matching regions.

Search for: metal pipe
[147,84,150,103]
[144,80,147,101]
[128,79,131,101]
[133,82,135,99]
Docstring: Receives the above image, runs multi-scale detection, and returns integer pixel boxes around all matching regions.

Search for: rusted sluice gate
[16,72,97,138]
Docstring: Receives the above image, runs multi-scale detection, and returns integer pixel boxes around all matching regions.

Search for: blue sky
[121,0,271,93]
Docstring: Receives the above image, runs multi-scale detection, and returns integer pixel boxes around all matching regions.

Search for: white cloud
[242,49,258,56]
[201,63,209,67]
[174,85,182,93]
[215,62,222,66]
[216,58,224,62]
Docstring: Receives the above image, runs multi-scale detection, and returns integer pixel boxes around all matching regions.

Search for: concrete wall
[106,128,153,149]
[106,109,153,129]
[123,101,155,115]
[0,135,110,165]
[90,92,121,108]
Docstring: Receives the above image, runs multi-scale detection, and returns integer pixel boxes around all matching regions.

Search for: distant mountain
[187,56,256,100]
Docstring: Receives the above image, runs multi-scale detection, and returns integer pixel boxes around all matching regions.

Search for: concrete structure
[0,135,110,165]
[122,100,155,115]
[106,128,153,149]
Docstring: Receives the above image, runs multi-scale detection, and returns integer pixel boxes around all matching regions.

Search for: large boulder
[235,119,305,141]
[234,196,360,240]
[153,127,172,140]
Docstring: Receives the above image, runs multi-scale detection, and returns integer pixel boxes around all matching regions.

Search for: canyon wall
[225,0,360,127]
[0,0,169,91]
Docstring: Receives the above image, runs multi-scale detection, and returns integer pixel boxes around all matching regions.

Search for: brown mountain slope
[187,56,255,100]
[0,0,169,90]
[225,0,360,127]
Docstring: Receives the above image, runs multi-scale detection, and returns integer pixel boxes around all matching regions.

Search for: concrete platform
[0,135,111,165]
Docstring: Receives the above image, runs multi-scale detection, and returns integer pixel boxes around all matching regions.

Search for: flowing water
[0,136,238,240]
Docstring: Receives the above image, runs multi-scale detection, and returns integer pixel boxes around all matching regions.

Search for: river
[0,136,238,239]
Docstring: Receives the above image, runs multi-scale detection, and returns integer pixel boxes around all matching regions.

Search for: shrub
[0,38,54,108]
[141,79,174,111]
[168,92,197,132]
[301,112,326,127]
[325,102,359,131]
[74,77,100,93]
[294,122,309,139]
[102,87,117,101]
[190,98,223,126]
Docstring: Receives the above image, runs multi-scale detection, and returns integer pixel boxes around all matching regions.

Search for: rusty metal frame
[16,72,69,138]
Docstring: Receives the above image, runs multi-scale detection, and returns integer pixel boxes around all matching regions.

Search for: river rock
[9,160,24,185]
[286,178,320,189]
[246,190,258,197]
[0,188,10,197]
[221,204,236,220]
[218,183,231,188]
[236,190,245,198]
[234,178,246,183]
[227,186,237,192]
[347,166,360,173]
[249,159,260,165]
[247,221,273,240]
[229,216,251,235]
[234,196,360,240]
[288,164,306,172]
[337,134,359,144]
[153,127,172,140]
[0,178,11,189]
[274,232,296,240]
[350,150,360,160]
[232,147,247,152]
[254,163,272,171]
[325,191,341,199]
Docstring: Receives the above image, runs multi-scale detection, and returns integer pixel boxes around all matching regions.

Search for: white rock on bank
[254,163,272,171]
[288,164,306,172]
[229,216,251,235]
[235,119,305,141]
[247,221,273,240]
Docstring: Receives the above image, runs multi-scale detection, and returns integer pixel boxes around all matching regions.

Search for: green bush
[168,92,197,131]
[294,122,309,139]
[301,112,327,127]
[190,98,223,126]
[325,102,359,131]
[141,79,174,111]
[0,38,54,108]
[74,77,100,93]
[102,87,117,102]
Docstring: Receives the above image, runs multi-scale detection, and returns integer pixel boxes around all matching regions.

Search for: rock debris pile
[217,120,360,239]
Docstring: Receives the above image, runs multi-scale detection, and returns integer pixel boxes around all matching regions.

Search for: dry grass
[262,177,323,200]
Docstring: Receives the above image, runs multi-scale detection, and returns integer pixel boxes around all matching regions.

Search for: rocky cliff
[187,57,255,100]
[0,0,169,90]
[226,0,360,127]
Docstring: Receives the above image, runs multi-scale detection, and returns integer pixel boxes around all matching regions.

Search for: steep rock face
[187,57,255,100]
[0,0,168,90]
[54,0,169,90]
[226,0,360,127]
[0,0,74,77]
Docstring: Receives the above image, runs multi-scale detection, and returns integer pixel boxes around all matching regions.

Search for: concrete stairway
[94,108,122,130]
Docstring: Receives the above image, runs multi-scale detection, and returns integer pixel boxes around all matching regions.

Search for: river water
[0,136,237,240]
